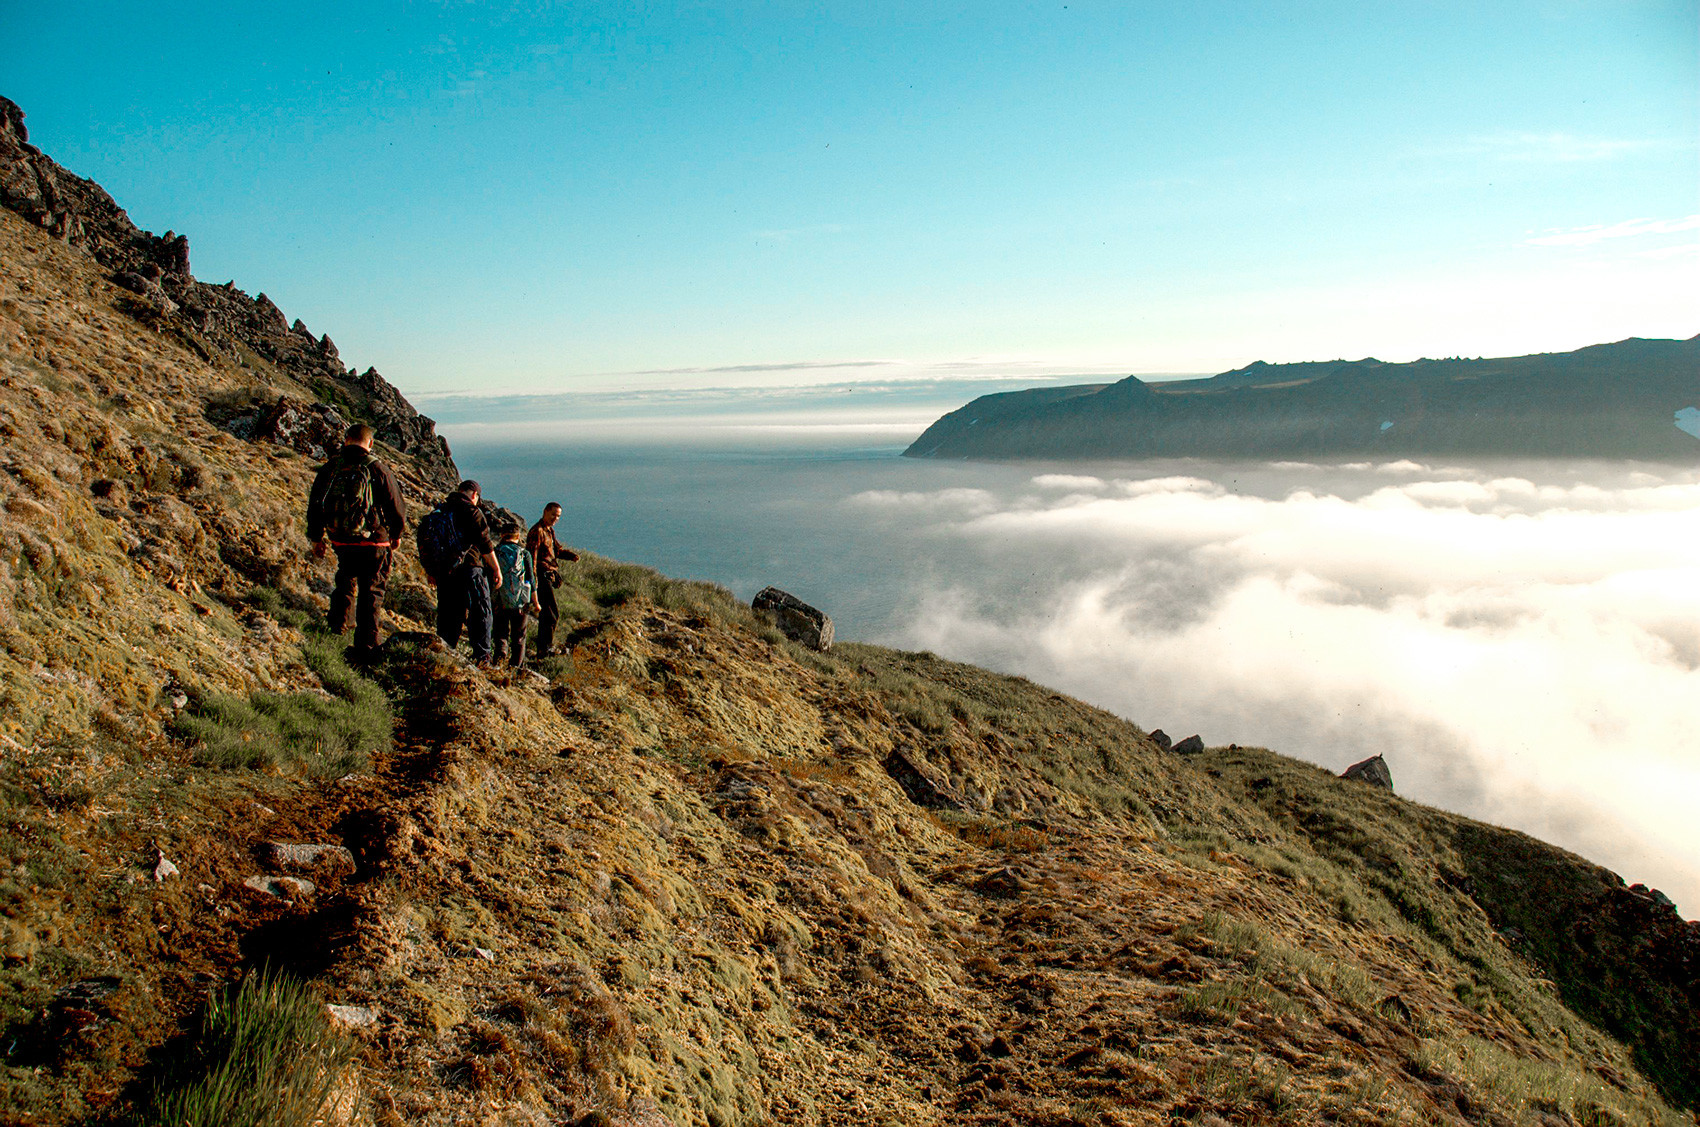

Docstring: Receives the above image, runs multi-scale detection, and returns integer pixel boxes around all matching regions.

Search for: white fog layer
[861,463,1700,915]
[451,427,1700,917]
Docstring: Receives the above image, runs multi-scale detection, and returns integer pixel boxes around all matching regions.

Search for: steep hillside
[0,99,1696,1127]
[904,340,1700,461]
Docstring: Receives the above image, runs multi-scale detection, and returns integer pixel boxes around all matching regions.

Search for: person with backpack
[306,423,406,655]
[417,480,502,664]
[491,520,540,668]
[525,502,580,658]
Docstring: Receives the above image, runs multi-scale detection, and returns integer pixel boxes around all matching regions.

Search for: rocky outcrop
[752,586,834,651]
[249,397,347,461]
[1342,754,1393,790]
[882,748,965,811]
[1171,734,1205,755]
[0,94,457,491]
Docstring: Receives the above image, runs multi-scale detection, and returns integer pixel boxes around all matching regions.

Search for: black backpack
[322,455,378,542]
[414,503,466,581]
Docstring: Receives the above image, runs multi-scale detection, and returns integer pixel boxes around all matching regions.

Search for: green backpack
[323,454,377,542]
[494,541,535,610]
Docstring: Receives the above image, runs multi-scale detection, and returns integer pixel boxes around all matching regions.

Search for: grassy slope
[0,205,1694,1127]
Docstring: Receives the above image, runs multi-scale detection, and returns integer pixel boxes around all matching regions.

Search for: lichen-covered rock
[752,585,833,651]
[251,396,346,460]
[1341,753,1393,790]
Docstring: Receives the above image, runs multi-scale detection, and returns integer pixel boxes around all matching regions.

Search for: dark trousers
[492,606,529,667]
[534,575,559,656]
[437,565,493,662]
[329,545,392,650]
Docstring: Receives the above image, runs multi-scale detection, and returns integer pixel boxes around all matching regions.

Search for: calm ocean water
[448,429,1042,638]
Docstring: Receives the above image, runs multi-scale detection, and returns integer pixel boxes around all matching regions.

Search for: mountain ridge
[905,339,1700,461]
[0,97,1696,1126]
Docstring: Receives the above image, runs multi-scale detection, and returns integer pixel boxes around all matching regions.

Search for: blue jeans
[437,564,493,661]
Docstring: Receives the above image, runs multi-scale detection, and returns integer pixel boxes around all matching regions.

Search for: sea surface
[441,398,1700,918]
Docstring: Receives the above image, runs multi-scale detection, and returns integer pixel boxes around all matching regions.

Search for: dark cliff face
[0,95,459,491]
[905,340,1700,461]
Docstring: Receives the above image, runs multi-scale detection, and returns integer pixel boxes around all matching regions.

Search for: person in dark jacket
[525,502,580,658]
[306,423,406,654]
[435,479,502,664]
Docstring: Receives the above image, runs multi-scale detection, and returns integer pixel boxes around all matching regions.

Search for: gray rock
[152,851,178,881]
[251,395,346,460]
[1341,754,1393,790]
[264,841,355,873]
[325,1003,378,1028]
[752,586,834,651]
[243,875,314,899]
[882,749,965,811]
[1171,734,1205,755]
[1148,728,1173,752]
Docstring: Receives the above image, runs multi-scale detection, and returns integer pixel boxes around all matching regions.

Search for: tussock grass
[1414,1034,1683,1127]
[568,555,762,631]
[925,809,1050,853]
[241,584,312,630]
[1175,977,1294,1023]
[136,967,355,1127]
[172,634,390,776]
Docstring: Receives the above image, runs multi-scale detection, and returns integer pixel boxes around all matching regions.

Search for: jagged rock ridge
[0,95,458,490]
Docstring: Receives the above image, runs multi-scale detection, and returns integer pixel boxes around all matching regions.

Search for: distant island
[905,336,1700,461]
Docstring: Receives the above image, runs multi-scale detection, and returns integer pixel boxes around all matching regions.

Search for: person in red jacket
[306,423,406,654]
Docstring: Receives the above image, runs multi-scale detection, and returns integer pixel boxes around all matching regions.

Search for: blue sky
[6,1,1696,396]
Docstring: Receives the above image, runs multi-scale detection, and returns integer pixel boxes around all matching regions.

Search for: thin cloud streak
[1470,131,1673,163]
[1525,215,1700,247]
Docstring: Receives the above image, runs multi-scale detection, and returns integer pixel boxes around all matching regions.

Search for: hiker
[418,479,501,664]
[491,520,541,668]
[525,501,580,658]
[305,423,406,655]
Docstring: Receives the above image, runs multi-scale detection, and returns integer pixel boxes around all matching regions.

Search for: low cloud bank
[867,461,1700,916]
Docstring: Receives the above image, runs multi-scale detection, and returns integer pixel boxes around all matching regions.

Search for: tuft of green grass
[135,967,356,1127]
[172,635,390,776]
[567,555,755,627]
[240,585,312,631]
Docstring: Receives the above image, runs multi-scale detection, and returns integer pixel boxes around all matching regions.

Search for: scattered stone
[244,875,314,899]
[53,977,120,1008]
[974,866,1032,899]
[1171,734,1205,755]
[151,850,178,881]
[1148,728,1172,752]
[1,918,39,965]
[1341,754,1393,790]
[882,749,965,811]
[752,586,834,651]
[473,947,495,962]
[264,841,355,873]
[326,1004,379,1028]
